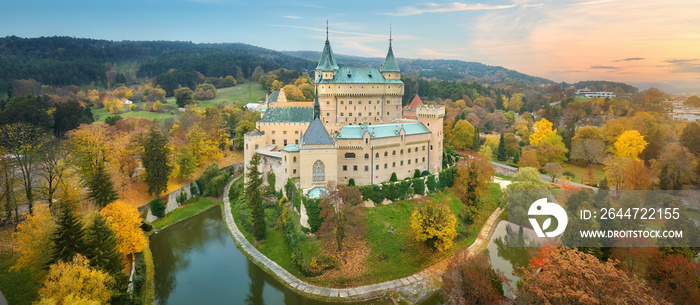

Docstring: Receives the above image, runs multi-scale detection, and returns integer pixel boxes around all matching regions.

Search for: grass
[560,162,605,185]
[94,82,267,122]
[0,249,40,305]
[151,197,220,229]
[140,241,155,305]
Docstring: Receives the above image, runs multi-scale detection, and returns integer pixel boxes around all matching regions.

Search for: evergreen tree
[513,151,520,165]
[84,214,124,275]
[142,127,171,196]
[472,128,481,151]
[414,169,421,178]
[87,162,118,207]
[659,163,671,190]
[348,178,355,186]
[245,153,265,240]
[390,172,398,182]
[497,132,507,161]
[50,209,86,264]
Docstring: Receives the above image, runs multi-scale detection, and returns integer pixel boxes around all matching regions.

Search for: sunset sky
[2,0,699,87]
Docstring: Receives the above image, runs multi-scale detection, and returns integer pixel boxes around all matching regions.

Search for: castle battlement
[416,105,445,118]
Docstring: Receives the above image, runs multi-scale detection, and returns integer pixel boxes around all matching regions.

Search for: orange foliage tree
[453,155,495,205]
[100,200,147,259]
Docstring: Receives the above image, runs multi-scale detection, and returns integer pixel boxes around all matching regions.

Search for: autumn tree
[478,145,493,161]
[614,130,647,159]
[86,162,118,208]
[142,127,171,196]
[175,149,197,179]
[516,248,662,304]
[187,124,221,165]
[245,153,266,240]
[410,202,457,252]
[174,87,194,108]
[570,139,604,165]
[453,155,495,206]
[38,254,114,305]
[680,122,700,156]
[534,133,568,165]
[67,123,113,179]
[646,254,700,305]
[442,253,507,305]
[0,122,48,215]
[50,208,87,264]
[542,162,563,182]
[623,159,652,190]
[604,156,629,191]
[518,149,540,169]
[233,120,256,149]
[504,133,519,157]
[38,140,70,210]
[449,120,475,150]
[529,118,556,145]
[651,144,696,189]
[100,200,147,259]
[0,149,19,223]
[12,205,55,279]
[318,182,365,253]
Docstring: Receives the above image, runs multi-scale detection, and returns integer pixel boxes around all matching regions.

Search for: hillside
[283,50,554,86]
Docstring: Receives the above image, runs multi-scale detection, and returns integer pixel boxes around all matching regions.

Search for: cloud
[284,16,301,19]
[613,57,645,62]
[388,2,516,16]
[590,65,620,69]
[664,58,698,64]
[663,59,700,74]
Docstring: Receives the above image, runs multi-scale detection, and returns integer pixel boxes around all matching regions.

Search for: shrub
[411,202,457,252]
[190,182,198,196]
[422,170,430,177]
[149,198,165,218]
[176,190,187,205]
[427,175,437,192]
[105,115,123,125]
[292,189,302,211]
[382,183,399,201]
[303,197,323,233]
[390,172,398,182]
[399,180,413,200]
[563,170,576,180]
[413,178,426,196]
[348,178,355,186]
[414,169,422,178]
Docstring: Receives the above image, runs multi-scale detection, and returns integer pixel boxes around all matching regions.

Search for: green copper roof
[259,106,313,123]
[316,39,339,71]
[316,67,403,84]
[281,144,300,152]
[337,122,430,139]
[381,45,400,72]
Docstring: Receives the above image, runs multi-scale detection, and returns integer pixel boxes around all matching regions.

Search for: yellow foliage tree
[38,254,114,305]
[449,120,475,150]
[37,295,100,305]
[187,125,221,165]
[100,200,147,259]
[410,203,457,252]
[12,205,55,279]
[614,130,647,159]
[508,93,524,112]
[454,99,466,109]
[529,118,556,145]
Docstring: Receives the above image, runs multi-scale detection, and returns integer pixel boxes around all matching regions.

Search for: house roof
[301,118,334,145]
[316,39,339,71]
[381,44,400,72]
[404,95,424,110]
[281,144,300,152]
[337,122,430,140]
[316,66,403,84]
[259,106,313,123]
[268,91,280,104]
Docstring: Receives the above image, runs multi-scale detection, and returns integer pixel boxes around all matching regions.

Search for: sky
[1,0,700,88]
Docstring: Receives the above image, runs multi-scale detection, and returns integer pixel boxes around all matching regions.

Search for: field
[151,197,221,229]
[93,82,267,122]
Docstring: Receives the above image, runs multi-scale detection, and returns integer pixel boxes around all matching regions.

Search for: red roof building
[402,95,424,119]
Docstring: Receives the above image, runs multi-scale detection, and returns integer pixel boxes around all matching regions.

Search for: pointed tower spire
[316,21,339,72]
[381,25,400,73]
[313,85,320,120]
[326,20,329,41]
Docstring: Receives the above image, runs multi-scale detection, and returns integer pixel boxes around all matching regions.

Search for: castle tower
[314,21,339,81]
[416,105,445,174]
[380,28,401,80]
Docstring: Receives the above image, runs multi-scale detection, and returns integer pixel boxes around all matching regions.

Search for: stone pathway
[0,290,7,305]
[222,179,505,301]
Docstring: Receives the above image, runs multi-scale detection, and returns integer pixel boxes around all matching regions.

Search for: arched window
[313,160,325,182]
[364,153,369,159]
[400,149,404,155]
[384,151,388,157]
[375,153,379,159]
[392,150,396,156]
[408,148,412,153]
[293,156,297,163]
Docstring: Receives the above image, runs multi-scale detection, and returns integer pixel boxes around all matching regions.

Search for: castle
[244,31,445,197]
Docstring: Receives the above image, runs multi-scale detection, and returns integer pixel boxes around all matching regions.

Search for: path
[490,161,597,190]
[221,178,506,301]
[0,290,7,305]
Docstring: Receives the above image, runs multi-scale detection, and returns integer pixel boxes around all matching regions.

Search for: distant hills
[283,50,554,86]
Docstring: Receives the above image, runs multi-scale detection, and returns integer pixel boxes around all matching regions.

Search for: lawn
[151,197,220,229]
[0,249,40,305]
[560,162,605,185]
[230,182,503,287]
[94,82,267,122]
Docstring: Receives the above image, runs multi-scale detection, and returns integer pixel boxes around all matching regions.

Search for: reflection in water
[486,221,537,298]
[151,207,434,305]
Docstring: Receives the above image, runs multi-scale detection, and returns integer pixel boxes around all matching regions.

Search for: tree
[100,200,147,259]
[571,139,604,165]
[646,254,700,305]
[604,156,629,191]
[174,87,194,108]
[478,145,492,161]
[454,155,495,205]
[535,133,568,165]
[0,148,20,224]
[86,162,118,208]
[504,133,519,157]
[529,118,556,145]
[38,254,114,305]
[614,130,647,159]
[442,253,507,305]
[245,153,266,240]
[512,151,520,165]
[233,120,256,149]
[67,123,113,179]
[518,148,541,169]
[142,127,171,196]
[318,183,365,253]
[51,208,86,264]
[651,144,696,189]
[195,83,217,100]
[0,96,53,130]
[516,248,663,304]
[623,159,652,190]
[680,122,700,156]
[390,172,398,182]
[267,171,276,194]
[52,100,93,138]
[175,149,197,179]
[38,140,70,210]
[497,132,507,161]
[187,124,221,165]
[410,202,457,252]
[83,213,124,276]
[12,205,55,279]
[471,128,481,151]
[0,123,48,215]
[427,175,437,192]
[450,120,475,150]
[251,66,265,81]
[542,162,563,182]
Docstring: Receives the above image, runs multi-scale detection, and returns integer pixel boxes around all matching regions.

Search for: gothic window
[313,160,325,182]
[392,150,396,156]
[364,153,369,159]
[293,156,297,162]
[376,153,379,159]
[384,151,388,157]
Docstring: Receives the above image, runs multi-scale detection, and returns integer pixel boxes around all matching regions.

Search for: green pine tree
[659,164,671,190]
[512,151,520,165]
[245,153,265,240]
[50,208,86,264]
[472,128,481,151]
[497,132,507,161]
[84,214,124,275]
[390,172,398,182]
[142,127,172,196]
[87,162,118,207]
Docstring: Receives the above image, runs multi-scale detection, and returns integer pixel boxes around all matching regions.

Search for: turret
[380,28,400,80]
[315,21,339,81]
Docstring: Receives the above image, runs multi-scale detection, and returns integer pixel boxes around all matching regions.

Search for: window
[408,148,411,153]
[326,101,329,104]
[327,113,330,116]
[295,131,299,134]
[392,162,396,167]
[284,140,287,145]
[353,165,358,171]
[365,165,369,172]
[384,163,388,169]
[368,101,372,104]
[349,101,352,105]
[364,153,369,159]
[392,150,396,156]
[422,146,426,151]
[422,157,426,162]
[401,160,404,166]
[401,149,404,155]
[246,144,248,150]
[384,151,388,157]
[358,101,362,105]
[293,169,297,174]
[341,101,344,105]
[415,158,418,164]
[272,140,276,144]
[295,139,299,144]
[365,138,368,144]
[376,153,379,159]
[376,165,379,170]
[340,113,344,117]
[349,113,352,117]
[408,159,411,165]
[343,165,347,171]
[272,131,276,134]
[293,156,297,162]
[313,160,325,181]
[255,144,259,149]
[387,101,390,105]
[345,152,356,159]
[283,131,287,135]
[387,112,389,115]
[431,145,433,150]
